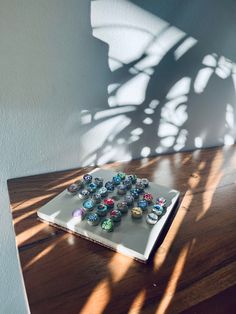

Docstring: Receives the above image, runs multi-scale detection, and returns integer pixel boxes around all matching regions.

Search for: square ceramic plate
[37,168,179,262]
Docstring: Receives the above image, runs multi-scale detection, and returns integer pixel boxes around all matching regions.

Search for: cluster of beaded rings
[146,196,167,225]
[69,171,168,230]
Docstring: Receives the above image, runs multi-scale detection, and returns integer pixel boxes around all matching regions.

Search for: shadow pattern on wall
[79,0,236,166]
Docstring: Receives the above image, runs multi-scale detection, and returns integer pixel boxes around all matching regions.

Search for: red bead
[104,198,115,208]
[143,193,153,203]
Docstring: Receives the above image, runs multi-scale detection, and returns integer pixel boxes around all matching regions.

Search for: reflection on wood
[8,146,236,314]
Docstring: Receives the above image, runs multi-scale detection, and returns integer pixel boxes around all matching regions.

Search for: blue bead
[152,204,164,216]
[105,181,115,192]
[123,178,132,189]
[117,184,127,195]
[83,199,95,211]
[83,173,93,183]
[86,213,100,225]
[87,182,97,193]
[112,176,122,185]
[130,188,139,199]
[137,200,148,211]
[98,187,108,197]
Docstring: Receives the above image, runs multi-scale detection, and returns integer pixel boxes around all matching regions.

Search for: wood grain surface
[8,146,236,314]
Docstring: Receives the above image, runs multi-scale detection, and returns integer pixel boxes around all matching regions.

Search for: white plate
[37,168,180,262]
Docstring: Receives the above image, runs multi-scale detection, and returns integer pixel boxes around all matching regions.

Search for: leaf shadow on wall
[79,0,236,167]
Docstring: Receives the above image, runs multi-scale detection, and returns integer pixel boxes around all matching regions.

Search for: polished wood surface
[8,146,236,314]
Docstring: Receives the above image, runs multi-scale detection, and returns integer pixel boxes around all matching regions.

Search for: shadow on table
[8,146,236,313]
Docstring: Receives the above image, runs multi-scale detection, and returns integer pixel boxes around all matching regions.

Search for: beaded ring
[156,197,167,207]
[78,189,90,200]
[98,187,108,197]
[123,178,132,189]
[72,208,86,222]
[110,209,122,222]
[93,193,102,204]
[86,213,100,226]
[131,207,143,219]
[116,201,128,214]
[143,193,153,204]
[74,179,84,190]
[87,182,97,193]
[130,188,139,199]
[83,173,93,184]
[146,212,158,225]
[105,181,115,192]
[67,183,79,195]
[104,198,115,209]
[135,180,145,193]
[96,204,108,217]
[152,204,164,216]
[141,178,149,188]
[127,174,137,184]
[137,200,148,211]
[101,218,114,232]
[124,195,134,206]
[117,172,126,180]
[117,184,127,195]
[94,177,103,187]
[112,175,122,185]
[83,199,95,211]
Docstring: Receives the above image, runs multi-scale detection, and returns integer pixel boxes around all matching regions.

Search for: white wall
[0,1,109,312]
[1,0,236,312]
[84,0,236,164]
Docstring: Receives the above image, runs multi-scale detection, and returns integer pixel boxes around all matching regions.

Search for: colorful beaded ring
[74,179,84,189]
[104,198,115,209]
[101,218,114,232]
[143,193,153,204]
[117,172,126,180]
[137,200,148,211]
[131,207,143,219]
[86,213,100,226]
[130,188,140,199]
[135,180,145,193]
[83,199,95,211]
[116,201,128,214]
[87,182,97,193]
[98,187,108,197]
[105,181,115,192]
[72,208,86,222]
[146,212,158,225]
[112,175,122,185]
[94,177,103,187]
[156,197,167,207]
[123,178,132,189]
[78,189,90,200]
[110,209,122,222]
[124,195,134,206]
[93,193,102,204]
[67,183,79,195]
[141,178,149,188]
[96,204,108,217]
[127,174,137,184]
[117,184,127,195]
[152,204,164,216]
[83,173,93,184]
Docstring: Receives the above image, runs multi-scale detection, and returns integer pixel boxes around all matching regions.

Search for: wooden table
[8,146,236,314]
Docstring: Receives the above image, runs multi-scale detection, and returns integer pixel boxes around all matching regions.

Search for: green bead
[101,218,114,232]
[117,172,126,180]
